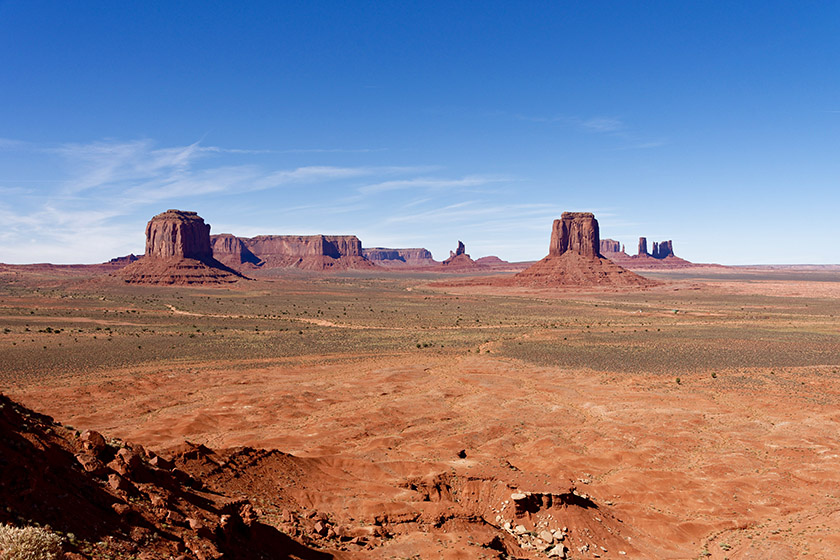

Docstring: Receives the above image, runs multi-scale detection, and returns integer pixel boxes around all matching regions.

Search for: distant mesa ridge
[362,247,436,266]
[117,209,245,284]
[601,236,695,268]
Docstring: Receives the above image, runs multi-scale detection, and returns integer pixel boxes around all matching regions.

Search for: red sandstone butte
[118,210,244,285]
[515,212,654,287]
[442,240,479,269]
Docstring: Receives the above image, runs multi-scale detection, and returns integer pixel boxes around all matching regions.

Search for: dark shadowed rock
[211,234,263,269]
[652,240,674,259]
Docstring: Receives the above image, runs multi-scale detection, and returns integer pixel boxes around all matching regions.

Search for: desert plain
[2,265,840,559]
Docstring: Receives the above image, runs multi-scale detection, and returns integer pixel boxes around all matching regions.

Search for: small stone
[80,430,107,453]
[117,447,142,470]
[515,525,527,535]
[539,530,554,544]
[546,545,566,558]
[313,521,328,536]
[112,503,131,515]
[149,493,167,508]
[108,473,132,493]
[149,455,173,469]
[75,453,108,475]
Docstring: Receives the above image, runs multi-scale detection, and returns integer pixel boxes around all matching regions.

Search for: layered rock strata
[211,234,375,270]
[515,212,653,287]
[118,210,244,284]
[363,247,437,267]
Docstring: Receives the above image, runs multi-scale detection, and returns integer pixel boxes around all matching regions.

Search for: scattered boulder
[652,240,674,259]
[211,234,375,271]
[117,210,245,285]
[363,247,437,267]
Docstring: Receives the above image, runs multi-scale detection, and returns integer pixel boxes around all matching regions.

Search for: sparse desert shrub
[0,524,63,559]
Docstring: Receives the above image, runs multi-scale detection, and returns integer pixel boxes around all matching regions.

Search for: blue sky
[0,1,838,264]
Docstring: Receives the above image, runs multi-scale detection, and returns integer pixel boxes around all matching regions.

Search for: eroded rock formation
[651,240,674,259]
[363,247,437,267]
[549,213,600,258]
[118,210,244,284]
[515,212,654,287]
[442,241,478,269]
[637,237,648,257]
[210,234,263,268]
[211,234,374,270]
[600,239,622,254]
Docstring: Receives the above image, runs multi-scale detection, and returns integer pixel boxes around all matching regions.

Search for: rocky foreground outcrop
[514,212,654,287]
[0,393,314,560]
[118,210,245,284]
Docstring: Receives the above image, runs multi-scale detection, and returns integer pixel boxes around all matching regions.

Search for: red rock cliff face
[118,210,243,284]
[600,239,622,254]
[210,234,262,267]
[652,240,674,259]
[145,210,213,260]
[363,248,436,266]
[243,235,362,259]
[549,212,600,258]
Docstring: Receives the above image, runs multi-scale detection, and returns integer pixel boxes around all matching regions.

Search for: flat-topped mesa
[117,210,244,284]
[549,212,600,258]
[210,234,263,268]
[245,235,363,260]
[363,247,436,266]
[637,237,648,257]
[651,240,674,259]
[145,210,213,260]
[208,234,374,270]
[600,238,622,254]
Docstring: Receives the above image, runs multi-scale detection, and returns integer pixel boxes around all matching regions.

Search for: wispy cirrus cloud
[359,175,507,194]
[0,137,507,263]
[513,113,624,133]
[581,117,624,132]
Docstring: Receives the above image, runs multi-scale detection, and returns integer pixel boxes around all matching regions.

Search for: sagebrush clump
[0,524,63,560]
